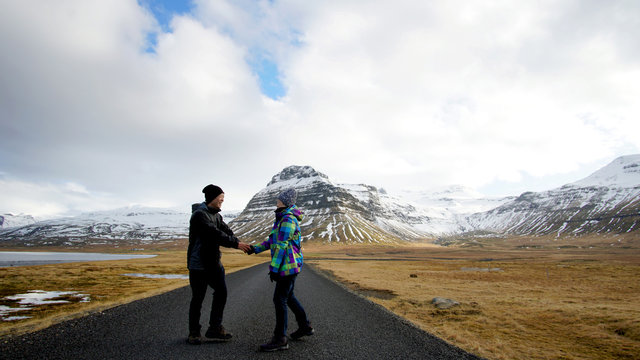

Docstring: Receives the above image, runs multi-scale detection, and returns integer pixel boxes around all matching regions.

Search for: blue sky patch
[251,55,286,100]
[139,0,193,53]
[139,0,192,32]
[139,0,286,99]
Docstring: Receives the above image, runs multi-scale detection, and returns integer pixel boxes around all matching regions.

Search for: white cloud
[0,177,117,217]
[271,0,640,187]
[1,0,639,217]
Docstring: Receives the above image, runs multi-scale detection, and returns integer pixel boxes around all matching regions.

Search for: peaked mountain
[230,166,431,244]
[462,155,640,237]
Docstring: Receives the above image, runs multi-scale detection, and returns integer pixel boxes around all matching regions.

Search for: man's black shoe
[205,325,233,341]
[260,336,289,352]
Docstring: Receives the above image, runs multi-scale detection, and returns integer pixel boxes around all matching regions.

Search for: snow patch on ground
[1,290,90,321]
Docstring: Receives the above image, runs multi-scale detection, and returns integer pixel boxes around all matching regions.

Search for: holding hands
[237,242,256,255]
[237,242,252,254]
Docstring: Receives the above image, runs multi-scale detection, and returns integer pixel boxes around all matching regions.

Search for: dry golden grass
[3,238,639,360]
[0,243,266,337]
[305,243,640,360]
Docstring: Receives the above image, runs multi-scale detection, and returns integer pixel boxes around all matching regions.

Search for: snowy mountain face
[463,155,640,237]
[395,187,516,235]
[399,186,514,215]
[230,166,431,244]
[0,207,192,247]
[568,155,640,188]
[0,214,37,229]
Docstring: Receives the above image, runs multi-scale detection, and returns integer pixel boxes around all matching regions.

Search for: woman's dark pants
[273,273,309,337]
[189,265,227,335]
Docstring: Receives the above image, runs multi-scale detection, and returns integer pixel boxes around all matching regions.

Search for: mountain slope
[230,166,431,244]
[396,186,515,235]
[0,213,37,229]
[463,155,640,237]
[0,206,191,247]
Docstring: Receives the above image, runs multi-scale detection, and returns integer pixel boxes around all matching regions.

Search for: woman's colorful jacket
[253,205,304,276]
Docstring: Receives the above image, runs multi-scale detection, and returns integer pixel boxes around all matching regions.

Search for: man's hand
[237,242,251,253]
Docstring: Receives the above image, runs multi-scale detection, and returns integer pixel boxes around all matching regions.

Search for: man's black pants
[188,265,227,334]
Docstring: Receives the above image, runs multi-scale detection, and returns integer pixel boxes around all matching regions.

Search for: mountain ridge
[461,155,640,237]
[1,155,638,246]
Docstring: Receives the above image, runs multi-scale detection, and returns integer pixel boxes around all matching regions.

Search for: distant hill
[0,206,191,247]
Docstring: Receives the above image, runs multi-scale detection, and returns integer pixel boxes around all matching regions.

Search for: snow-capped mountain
[0,206,191,247]
[0,205,244,246]
[395,186,515,235]
[0,213,38,229]
[569,155,640,188]
[463,155,640,237]
[399,185,514,215]
[230,166,431,244]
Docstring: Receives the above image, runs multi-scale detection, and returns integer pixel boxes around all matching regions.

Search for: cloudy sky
[1,0,639,217]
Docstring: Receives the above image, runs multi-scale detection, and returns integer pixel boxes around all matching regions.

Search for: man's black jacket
[187,202,239,270]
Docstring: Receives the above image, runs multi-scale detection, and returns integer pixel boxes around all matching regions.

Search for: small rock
[431,297,460,309]
[409,274,418,278]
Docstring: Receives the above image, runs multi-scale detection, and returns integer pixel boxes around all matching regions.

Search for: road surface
[0,263,482,359]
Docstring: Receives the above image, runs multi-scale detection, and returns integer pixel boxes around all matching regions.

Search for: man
[187,184,251,345]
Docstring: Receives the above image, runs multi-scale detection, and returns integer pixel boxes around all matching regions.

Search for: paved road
[0,264,482,359]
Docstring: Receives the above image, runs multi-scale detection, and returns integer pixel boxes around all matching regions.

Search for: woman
[250,188,314,351]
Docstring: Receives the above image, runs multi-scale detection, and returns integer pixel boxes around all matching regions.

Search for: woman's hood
[279,204,304,221]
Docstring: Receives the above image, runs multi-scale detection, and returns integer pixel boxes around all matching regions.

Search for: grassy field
[303,241,640,360]
[0,241,267,337]
[2,238,639,359]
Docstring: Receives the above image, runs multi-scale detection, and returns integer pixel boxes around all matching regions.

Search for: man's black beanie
[203,184,224,204]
